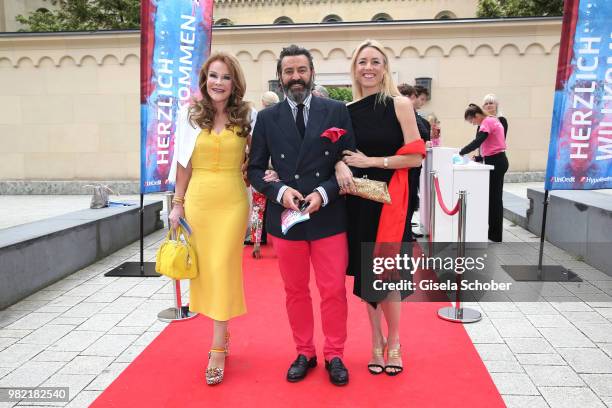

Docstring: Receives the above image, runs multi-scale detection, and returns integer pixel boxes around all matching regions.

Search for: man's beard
[282,78,312,104]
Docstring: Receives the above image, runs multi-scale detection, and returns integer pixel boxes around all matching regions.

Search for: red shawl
[375,139,426,243]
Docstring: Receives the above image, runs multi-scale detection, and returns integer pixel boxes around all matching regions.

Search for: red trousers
[272,232,348,361]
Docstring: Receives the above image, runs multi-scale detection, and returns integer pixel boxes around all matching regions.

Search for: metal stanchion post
[438,191,482,323]
[158,192,198,322]
[428,171,437,254]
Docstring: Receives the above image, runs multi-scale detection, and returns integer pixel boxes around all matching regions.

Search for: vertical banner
[140,0,213,193]
[545,0,612,190]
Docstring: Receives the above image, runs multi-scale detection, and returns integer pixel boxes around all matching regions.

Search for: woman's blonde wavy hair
[189,51,251,137]
[350,39,400,104]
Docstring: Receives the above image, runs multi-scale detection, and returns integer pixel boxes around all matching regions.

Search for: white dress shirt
[276,94,328,207]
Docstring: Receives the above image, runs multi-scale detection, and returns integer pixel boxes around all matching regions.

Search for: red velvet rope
[433,176,460,216]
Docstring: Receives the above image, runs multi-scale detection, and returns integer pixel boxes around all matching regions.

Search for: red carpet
[91,245,504,408]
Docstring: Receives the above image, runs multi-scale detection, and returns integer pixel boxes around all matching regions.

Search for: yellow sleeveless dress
[185,126,248,321]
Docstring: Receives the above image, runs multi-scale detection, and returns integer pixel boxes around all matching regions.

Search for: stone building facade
[0,17,561,186]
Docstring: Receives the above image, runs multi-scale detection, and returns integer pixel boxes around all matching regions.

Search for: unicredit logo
[550,176,575,183]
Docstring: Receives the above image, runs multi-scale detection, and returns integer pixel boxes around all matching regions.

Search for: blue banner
[140,0,213,194]
[545,0,612,190]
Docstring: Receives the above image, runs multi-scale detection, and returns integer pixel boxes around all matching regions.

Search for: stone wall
[0,18,562,182]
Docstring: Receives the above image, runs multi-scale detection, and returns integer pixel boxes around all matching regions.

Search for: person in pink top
[460,104,509,242]
[427,113,441,146]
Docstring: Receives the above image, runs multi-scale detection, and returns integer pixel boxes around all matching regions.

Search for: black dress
[346,93,413,306]
[404,111,431,241]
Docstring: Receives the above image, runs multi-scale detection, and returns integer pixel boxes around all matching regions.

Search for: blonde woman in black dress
[335,39,425,376]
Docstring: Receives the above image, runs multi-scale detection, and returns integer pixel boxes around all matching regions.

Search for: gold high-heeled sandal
[224,331,230,356]
[368,346,386,375]
[384,345,403,376]
[367,340,387,375]
[206,348,227,385]
[206,332,231,385]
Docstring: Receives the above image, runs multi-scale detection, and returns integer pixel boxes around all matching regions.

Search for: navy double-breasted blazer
[247,96,356,241]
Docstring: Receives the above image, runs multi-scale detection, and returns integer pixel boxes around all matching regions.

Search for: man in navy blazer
[248,44,355,386]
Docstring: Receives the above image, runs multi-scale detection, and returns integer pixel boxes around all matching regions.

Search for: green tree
[477,0,563,18]
[16,0,140,32]
[328,87,353,103]
[477,0,505,18]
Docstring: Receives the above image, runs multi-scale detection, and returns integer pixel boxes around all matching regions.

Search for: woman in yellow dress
[168,52,251,385]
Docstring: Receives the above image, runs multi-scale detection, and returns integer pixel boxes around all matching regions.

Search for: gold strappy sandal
[367,340,386,375]
[206,348,226,385]
[384,345,404,376]
[224,332,230,356]
[205,332,231,385]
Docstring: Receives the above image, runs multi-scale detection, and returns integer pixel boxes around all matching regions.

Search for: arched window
[372,13,392,22]
[36,7,50,13]
[434,10,456,20]
[322,14,342,23]
[214,18,233,26]
[273,16,294,24]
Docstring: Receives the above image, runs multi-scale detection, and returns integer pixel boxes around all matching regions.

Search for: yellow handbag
[155,226,198,280]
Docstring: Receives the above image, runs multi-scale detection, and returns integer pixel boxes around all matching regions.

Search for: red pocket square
[320,127,347,143]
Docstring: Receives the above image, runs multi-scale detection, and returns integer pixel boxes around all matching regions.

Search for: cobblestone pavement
[0,189,611,407]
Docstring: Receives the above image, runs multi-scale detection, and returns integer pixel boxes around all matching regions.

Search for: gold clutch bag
[350,177,391,204]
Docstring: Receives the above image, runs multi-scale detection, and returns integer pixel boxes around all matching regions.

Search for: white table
[452,162,494,242]
[419,147,493,243]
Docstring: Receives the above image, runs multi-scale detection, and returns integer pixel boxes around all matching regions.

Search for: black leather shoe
[287,354,317,382]
[325,357,349,386]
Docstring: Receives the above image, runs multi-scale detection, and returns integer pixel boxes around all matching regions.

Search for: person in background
[313,84,330,98]
[427,113,441,146]
[413,85,430,126]
[335,40,425,377]
[460,104,509,242]
[261,90,280,107]
[397,83,413,99]
[397,84,431,143]
[482,93,508,138]
[248,91,281,258]
[249,187,267,258]
[397,83,429,241]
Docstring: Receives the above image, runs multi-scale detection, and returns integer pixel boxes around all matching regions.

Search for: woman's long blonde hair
[350,39,400,104]
[189,51,251,137]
